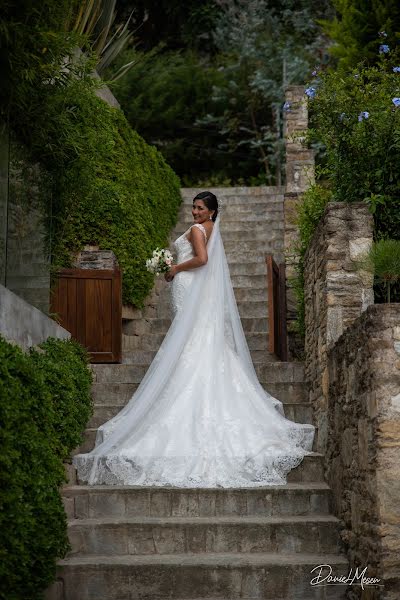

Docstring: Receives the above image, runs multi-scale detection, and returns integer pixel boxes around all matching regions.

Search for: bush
[2,2,182,308]
[290,183,333,336]
[33,79,182,307]
[290,46,400,333]
[0,336,92,600]
[29,338,93,460]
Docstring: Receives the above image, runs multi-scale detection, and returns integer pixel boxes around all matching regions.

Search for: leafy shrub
[2,2,181,308]
[29,338,93,460]
[0,336,92,600]
[290,183,332,336]
[321,0,400,71]
[308,52,400,238]
[357,238,400,303]
[32,79,182,307]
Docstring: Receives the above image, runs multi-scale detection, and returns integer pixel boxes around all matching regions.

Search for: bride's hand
[165,265,178,282]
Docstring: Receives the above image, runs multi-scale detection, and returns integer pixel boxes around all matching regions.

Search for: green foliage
[308,52,400,238]
[357,238,400,302]
[196,0,332,185]
[110,49,228,185]
[321,0,400,70]
[0,336,92,600]
[109,0,333,185]
[29,338,93,460]
[292,44,400,334]
[33,79,181,306]
[116,0,221,54]
[290,183,333,336]
[2,1,181,307]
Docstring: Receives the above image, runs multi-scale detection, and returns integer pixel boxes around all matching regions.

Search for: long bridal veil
[73,216,314,487]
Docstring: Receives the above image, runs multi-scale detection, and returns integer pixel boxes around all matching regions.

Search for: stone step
[181,186,285,200]
[90,380,308,407]
[154,298,270,319]
[144,284,270,310]
[225,250,285,264]
[63,482,332,520]
[174,212,284,227]
[121,348,276,365]
[53,552,348,600]
[225,261,267,275]
[91,361,304,385]
[87,401,312,430]
[223,239,284,253]
[121,331,269,352]
[172,228,284,243]
[173,220,284,235]
[123,316,269,338]
[67,514,341,557]
[73,419,323,480]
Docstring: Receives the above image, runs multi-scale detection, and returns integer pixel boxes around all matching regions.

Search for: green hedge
[2,1,182,309]
[0,336,93,600]
[29,80,182,307]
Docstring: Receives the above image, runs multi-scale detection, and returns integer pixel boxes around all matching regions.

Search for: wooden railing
[50,268,122,363]
[266,255,288,361]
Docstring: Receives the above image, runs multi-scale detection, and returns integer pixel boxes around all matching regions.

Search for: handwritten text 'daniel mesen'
[310,564,382,590]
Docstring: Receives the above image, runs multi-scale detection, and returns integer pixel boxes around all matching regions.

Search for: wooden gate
[266,255,288,361]
[50,268,122,363]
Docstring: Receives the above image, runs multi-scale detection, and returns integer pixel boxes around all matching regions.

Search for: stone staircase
[49,187,348,599]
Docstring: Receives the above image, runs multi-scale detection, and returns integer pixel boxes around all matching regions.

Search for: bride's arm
[165,227,208,281]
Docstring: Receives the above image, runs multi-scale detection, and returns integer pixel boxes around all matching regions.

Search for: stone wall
[0,283,70,349]
[327,304,400,599]
[304,202,374,453]
[283,86,315,354]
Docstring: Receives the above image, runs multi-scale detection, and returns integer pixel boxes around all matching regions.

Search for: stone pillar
[303,202,374,453]
[283,86,315,355]
[0,122,9,286]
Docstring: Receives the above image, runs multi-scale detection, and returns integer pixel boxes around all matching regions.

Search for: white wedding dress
[74,217,314,487]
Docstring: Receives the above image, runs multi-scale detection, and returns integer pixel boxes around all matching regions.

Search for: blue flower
[392,98,400,107]
[358,111,370,122]
[379,31,388,38]
[393,67,400,73]
[379,44,390,54]
[283,101,291,112]
[305,87,316,99]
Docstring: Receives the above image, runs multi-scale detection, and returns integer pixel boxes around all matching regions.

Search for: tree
[197,0,332,184]
[321,0,400,70]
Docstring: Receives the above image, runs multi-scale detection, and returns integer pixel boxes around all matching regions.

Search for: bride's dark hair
[193,191,218,222]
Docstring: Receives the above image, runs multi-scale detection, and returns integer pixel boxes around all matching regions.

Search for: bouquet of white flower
[145,248,174,276]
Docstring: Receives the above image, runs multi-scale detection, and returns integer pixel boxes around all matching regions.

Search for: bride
[73,191,314,487]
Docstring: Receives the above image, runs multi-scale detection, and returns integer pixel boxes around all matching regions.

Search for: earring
[209,215,212,220]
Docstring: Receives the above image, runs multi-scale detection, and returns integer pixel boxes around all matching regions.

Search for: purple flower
[392,98,400,107]
[379,44,390,54]
[312,70,318,76]
[283,101,291,112]
[358,111,370,122]
[393,67,400,73]
[305,86,316,99]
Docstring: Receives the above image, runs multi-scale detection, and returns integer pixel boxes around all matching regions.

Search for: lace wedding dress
[74,218,314,487]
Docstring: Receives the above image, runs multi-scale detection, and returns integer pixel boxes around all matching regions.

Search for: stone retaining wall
[304,202,374,452]
[327,304,400,599]
[0,283,70,349]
